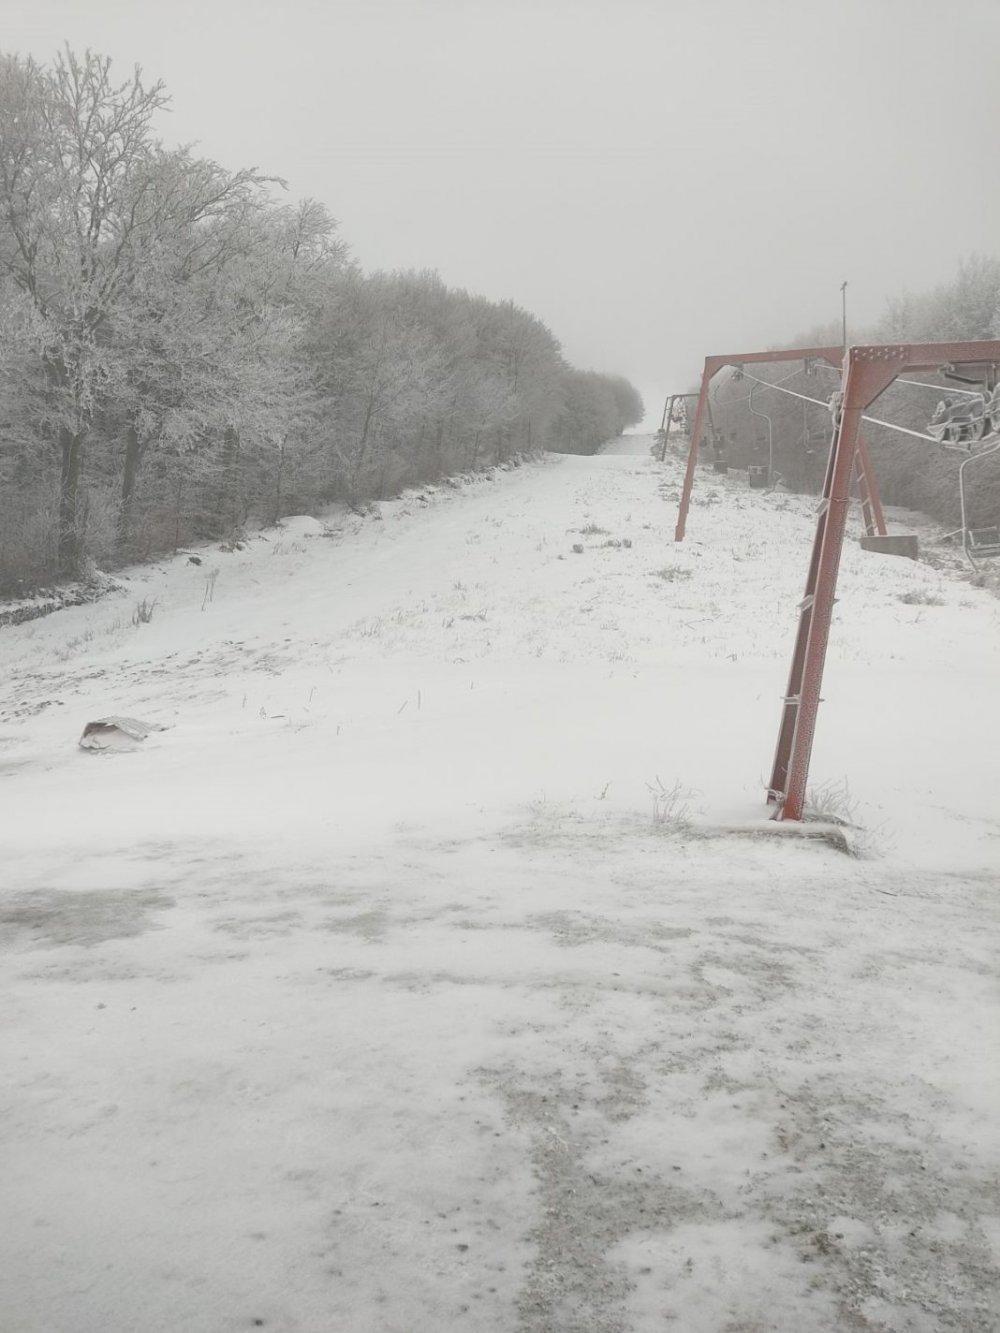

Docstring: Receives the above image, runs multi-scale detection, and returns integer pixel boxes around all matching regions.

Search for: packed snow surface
[2,437,998,1332]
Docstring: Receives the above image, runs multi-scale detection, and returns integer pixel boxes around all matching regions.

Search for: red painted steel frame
[673,346,886,539]
[771,339,1000,821]
[674,346,845,542]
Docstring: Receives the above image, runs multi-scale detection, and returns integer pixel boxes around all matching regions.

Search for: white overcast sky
[6,0,1000,423]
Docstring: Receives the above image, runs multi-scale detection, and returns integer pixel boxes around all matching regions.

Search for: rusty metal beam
[675,364,713,541]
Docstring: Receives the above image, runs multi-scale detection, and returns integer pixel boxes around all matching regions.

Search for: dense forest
[0,48,643,594]
[692,257,1000,533]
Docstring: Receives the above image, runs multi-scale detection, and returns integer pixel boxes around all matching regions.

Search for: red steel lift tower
[769,340,1000,820]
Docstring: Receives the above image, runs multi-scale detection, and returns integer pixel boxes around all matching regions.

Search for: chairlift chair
[927,395,987,446]
[966,525,1000,558]
[926,384,1000,447]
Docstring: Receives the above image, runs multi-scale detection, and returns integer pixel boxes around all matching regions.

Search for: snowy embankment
[1,438,998,1332]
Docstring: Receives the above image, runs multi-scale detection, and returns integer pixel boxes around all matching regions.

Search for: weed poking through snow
[804,778,883,858]
[646,776,694,832]
[201,568,219,610]
[803,778,860,827]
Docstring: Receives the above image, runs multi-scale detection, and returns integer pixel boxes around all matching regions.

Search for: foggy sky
[7,0,1000,424]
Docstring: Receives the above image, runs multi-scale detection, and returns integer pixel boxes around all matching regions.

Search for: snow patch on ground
[274,514,329,539]
[1,435,998,1331]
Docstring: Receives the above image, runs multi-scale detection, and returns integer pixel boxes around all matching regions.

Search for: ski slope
[2,436,998,1332]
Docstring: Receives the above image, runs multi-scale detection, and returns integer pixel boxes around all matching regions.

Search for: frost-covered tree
[552,368,643,454]
[608,376,645,435]
[465,298,566,459]
[876,257,1000,344]
[0,49,271,569]
[308,270,454,496]
[0,44,646,590]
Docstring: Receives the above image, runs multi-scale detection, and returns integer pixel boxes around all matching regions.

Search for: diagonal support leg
[855,433,886,536]
[854,451,875,537]
[675,363,715,541]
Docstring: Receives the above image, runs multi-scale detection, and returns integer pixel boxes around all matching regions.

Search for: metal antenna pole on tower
[841,281,848,352]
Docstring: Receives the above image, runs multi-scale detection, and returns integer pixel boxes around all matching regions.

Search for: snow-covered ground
[2,436,998,1332]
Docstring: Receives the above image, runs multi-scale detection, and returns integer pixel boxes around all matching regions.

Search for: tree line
[695,257,1000,533]
[0,47,644,594]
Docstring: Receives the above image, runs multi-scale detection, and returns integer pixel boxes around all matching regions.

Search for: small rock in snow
[79,717,167,753]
